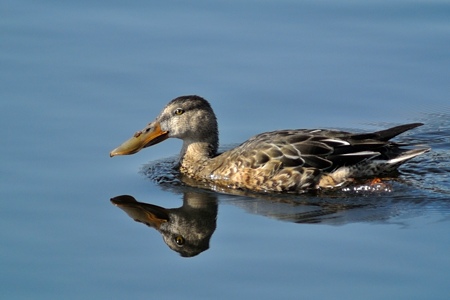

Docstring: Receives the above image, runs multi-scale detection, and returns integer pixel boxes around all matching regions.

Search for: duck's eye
[175,235,185,246]
[174,108,184,115]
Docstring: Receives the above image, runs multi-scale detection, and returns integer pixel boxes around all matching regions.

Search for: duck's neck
[179,140,218,176]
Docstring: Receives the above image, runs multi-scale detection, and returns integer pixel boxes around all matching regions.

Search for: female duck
[110,95,429,193]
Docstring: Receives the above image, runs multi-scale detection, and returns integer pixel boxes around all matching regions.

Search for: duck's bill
[110,195,169,229]
[110,122,168,157]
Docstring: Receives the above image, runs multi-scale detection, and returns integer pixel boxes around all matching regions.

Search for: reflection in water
[111,184,450,257]
[111,191,217,257]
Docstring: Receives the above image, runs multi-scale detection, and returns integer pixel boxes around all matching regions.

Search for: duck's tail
[373,123,424,141]
[319,147,430,189]
[385,147,430,165]
[349,122,424,142]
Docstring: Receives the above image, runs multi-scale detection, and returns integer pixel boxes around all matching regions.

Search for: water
[1,0,450,299]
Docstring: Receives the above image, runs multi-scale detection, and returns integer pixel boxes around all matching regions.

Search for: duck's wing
[221,123,424,172]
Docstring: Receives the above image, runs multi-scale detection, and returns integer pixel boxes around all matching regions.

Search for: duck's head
[110,95,218,157]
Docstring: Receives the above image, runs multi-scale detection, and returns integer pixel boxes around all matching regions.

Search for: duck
[110,95,430,193]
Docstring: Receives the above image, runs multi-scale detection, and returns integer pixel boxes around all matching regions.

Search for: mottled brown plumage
[110,95,429,193]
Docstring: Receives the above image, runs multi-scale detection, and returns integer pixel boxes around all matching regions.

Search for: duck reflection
[111,191,217,257]
[110,186,391,257]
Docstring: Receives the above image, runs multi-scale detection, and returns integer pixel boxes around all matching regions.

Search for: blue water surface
[1,1,450,299]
